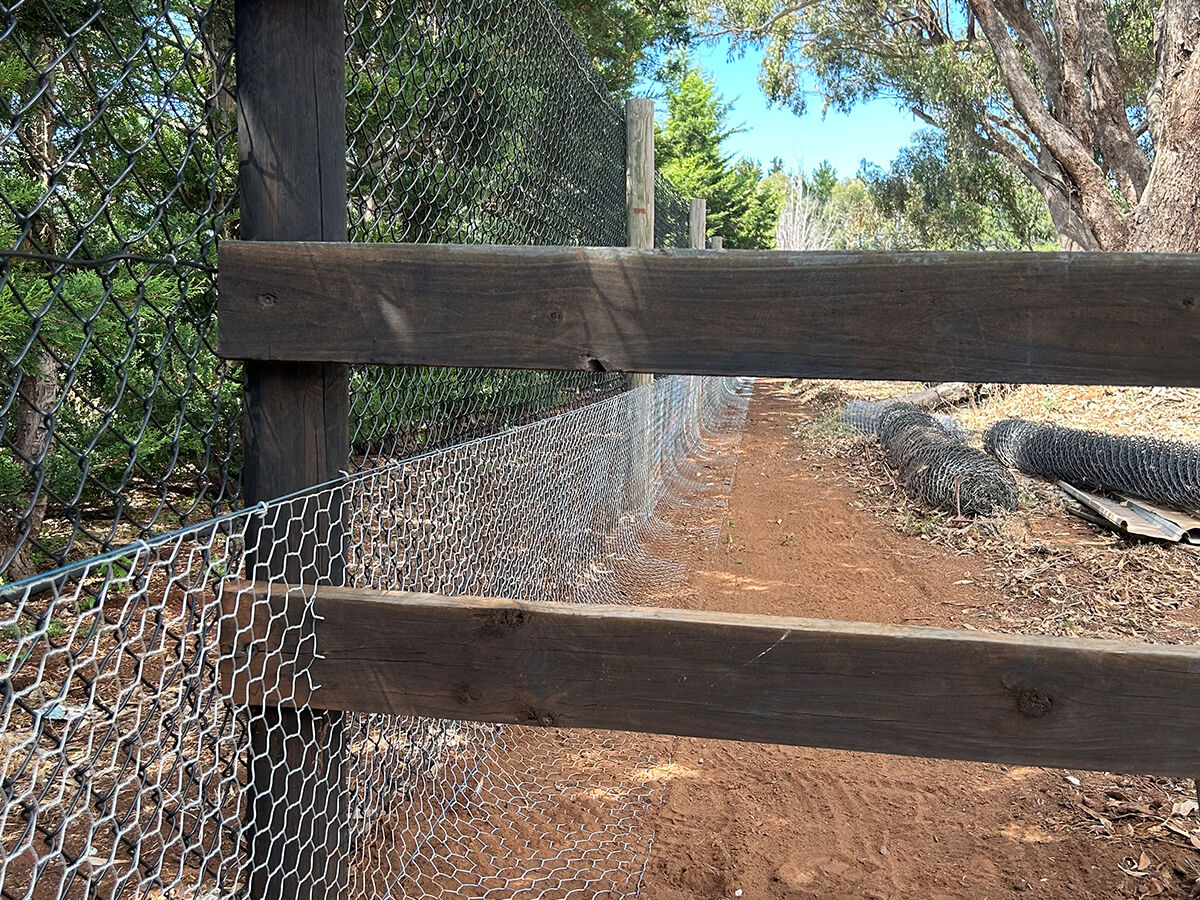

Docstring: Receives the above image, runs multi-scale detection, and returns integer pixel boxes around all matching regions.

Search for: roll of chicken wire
[841,399,966,441]
[872,404,1018,516]
[841,401,1017,516]
[985,419,1200,513]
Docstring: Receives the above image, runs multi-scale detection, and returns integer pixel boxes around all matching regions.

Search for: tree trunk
[2,36,61,581]
[1128,0,1200,251]
[1,351,57,581]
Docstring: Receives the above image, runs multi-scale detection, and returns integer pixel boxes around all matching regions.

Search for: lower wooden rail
[222,581,1200,776]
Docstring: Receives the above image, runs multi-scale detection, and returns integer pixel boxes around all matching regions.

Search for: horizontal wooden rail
[222,582,1200,776]
[217,242,1200,386]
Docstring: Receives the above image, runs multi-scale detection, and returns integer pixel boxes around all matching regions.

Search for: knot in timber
[477,607,527,639]
[1006,683,1054,719]
[520,706,557,727]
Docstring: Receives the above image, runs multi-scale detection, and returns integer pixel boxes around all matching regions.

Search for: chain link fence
[0,1,716,897]
[0,0,240,582]
[985,418,1200,513]
[0,0,694,580]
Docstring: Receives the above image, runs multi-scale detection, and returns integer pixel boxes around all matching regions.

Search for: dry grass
[786,378,1200,644]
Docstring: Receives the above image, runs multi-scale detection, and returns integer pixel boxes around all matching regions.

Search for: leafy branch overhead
[690,0,1200,252]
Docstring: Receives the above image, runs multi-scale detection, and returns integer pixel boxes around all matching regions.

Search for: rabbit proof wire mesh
[0,375,753,900]
[985,418,1200,514]
[841,401,1018,517]
[0,0,694,579]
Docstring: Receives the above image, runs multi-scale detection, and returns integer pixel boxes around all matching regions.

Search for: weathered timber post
[626,96,655,394]
[235,1,350,897]
[688,199,708,439]
[711,235,723,250]
[689,198,707,250]
[626,96,655,253]
[625,98,655,513]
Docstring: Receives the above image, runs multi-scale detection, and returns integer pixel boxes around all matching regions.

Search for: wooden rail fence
[224,2,1200,897]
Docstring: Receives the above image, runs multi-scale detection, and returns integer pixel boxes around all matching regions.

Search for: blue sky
[642,37,924,179]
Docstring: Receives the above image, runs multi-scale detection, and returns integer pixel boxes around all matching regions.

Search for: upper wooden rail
[222,582,1200,776]
[218,242,1200,386]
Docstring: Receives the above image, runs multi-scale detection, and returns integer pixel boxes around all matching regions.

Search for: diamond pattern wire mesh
[0,375,753,899]
[654,172,691,250]
[0,0,695,576]
[0,0,241,582]
[345,0,637,469]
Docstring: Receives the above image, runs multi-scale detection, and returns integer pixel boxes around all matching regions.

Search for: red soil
[637,382,1197,900]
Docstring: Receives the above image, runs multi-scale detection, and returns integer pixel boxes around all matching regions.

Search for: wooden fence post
[711,235,723,250]
[234,1,350,897]
[689,198,707,250]
[626,96,654,253]
[625,97,655,512]
[626,96,655,393]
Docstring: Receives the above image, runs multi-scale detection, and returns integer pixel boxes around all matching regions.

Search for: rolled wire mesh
[0,375,753,899]
[840,399,966,441]
[852,403,1018,516]
[984,418,1200,514]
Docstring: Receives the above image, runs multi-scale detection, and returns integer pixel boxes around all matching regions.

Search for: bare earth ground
[637,380,1200,900]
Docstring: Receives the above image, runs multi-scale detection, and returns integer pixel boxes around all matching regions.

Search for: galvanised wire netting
[0,375,753,899]
[654,172,691,249]
[0,0,694,578]
[841,401,1017,516]
[985,418,1200,513]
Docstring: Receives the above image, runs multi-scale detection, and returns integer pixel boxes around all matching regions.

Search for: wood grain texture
[689,198,706,250]
[222,582,1200,776]
[626,97,654,250]
[234,2,349,897]
[218,243,1200,386]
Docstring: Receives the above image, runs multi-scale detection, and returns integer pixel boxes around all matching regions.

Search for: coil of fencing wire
[984,419,1200,514]
[840,399,967,441]
[842,401,1018,516]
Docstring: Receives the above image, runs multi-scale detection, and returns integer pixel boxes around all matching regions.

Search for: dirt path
[638,382,1192,900]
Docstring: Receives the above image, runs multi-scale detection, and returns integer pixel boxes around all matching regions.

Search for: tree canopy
[554,0,693,93]
[688,0,1200,252]
[655,61,784,247]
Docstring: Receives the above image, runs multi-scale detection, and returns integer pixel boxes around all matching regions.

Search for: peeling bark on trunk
[971,0,1132,249]
[1128,0,1200,251]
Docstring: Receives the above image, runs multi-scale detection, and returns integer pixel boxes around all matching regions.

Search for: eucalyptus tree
[690,0,1197,251]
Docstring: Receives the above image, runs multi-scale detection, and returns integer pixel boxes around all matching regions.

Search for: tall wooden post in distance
[626,96,655,393]
[625,98,655,511]
[689,198,707,250]
[626,97,655,252]
[234,1,350,897]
